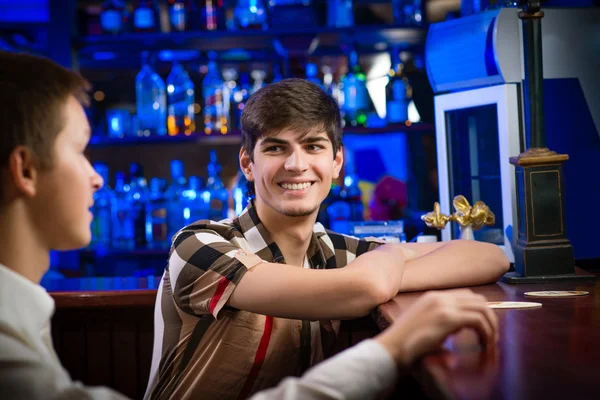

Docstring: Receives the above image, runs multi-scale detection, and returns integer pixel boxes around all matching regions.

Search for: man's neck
[0,204,50,283]
[255,204,316,267]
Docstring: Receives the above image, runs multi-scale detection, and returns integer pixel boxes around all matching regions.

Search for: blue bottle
[341,50,369,127]
[112,171,135,249]
[146,178,169,248]
[222,67,238,131]
[91,163,115,249]
[182,176,209,225]
[327,0,354,28]
[234,0,268,30]
[100,0,126,34]
[128,163,149,248]
[386,49,409,123]
[166,160,188,240]
[305,62,325,90]
[206,150,229,221]
[231,170,249,217]
[203,52,225,134]
[136,52,167,136]
[250,69,266,95]
[167,61,196,136]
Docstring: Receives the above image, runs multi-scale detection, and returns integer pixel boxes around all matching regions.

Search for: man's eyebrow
[298,136,330,144]
[260,137,289,146]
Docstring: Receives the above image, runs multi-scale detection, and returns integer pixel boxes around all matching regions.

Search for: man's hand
[374,289,499,367]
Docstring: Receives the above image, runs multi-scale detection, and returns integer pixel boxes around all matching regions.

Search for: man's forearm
[397,240,510,292]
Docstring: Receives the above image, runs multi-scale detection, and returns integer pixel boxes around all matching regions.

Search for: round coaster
[486,301,542,309]
[524,290,589,298]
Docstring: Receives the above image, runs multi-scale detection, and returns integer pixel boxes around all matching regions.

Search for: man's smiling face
[241,128,343,219]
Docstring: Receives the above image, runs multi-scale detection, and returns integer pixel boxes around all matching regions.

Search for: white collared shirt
[0,263,127,399]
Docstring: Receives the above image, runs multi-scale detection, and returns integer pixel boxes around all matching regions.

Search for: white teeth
[281,182,312,190]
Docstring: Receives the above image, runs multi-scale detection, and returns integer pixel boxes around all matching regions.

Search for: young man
[0,51,500,400]
[145,79,509,398]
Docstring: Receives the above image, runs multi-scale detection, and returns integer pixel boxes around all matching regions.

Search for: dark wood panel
[52,305,155,400]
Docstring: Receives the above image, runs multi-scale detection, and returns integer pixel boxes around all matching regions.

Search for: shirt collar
[0,263,55,337]
[234,200,328,268]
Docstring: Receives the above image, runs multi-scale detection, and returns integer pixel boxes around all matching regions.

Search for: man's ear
[239,147,254,182]
[332,146,344,180]
[8,146,39,198]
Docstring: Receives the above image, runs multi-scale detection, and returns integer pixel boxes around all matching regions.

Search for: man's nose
[284,150,308,171]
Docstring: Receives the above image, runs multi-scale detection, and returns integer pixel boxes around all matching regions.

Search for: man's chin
[280,206,319,218]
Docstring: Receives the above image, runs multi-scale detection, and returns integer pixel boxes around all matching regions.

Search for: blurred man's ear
[239,147,254,182]
[9,146,39,198]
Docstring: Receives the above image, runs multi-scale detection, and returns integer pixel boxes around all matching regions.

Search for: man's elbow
[485,242,510,280]
[365,275,397,311]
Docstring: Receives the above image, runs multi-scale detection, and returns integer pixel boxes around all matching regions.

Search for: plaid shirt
[144,201,382,400]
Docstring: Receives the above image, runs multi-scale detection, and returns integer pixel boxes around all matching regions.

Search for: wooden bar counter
[47,277,160,400]
[377,276,600,400]
[48,273,599,400]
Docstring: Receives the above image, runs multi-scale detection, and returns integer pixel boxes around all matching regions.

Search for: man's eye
[307,145,324,151]
[265,146,283,152]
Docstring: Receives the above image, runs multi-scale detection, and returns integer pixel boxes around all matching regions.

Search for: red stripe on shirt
[209,276,230,315]
[237,315,274,400]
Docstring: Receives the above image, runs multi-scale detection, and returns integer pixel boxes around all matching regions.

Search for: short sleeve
[321,230,385,269]
[167,223,265,319]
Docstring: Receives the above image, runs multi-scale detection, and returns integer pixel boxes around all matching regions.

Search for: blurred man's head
[0,51,102,254]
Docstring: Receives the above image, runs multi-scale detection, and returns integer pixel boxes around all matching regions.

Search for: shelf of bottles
[78,1,425,57]
[93,44,423,145]
[90,150,237,253]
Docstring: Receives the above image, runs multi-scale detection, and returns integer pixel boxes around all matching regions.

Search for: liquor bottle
[393,0,424,26]
[90,163,115,249]
[231,169,249,218]
[232,72,251,129]
[322,64,343,106]
[386,49,410,124]
[202,52,225,134]
[206,150,229,221]
[112,171,135,249]
[222,67,238,131]
[327,0,354,28]
[341,50,369,127]
[201,0,226,31]
[133,0,159,32]
[146,177,168,248]
[128,163,149,248]
[305,62,324,90]
[167,61,196,136]
[268,0,322,29]
[100,0,126,35]
[168,0,188,32]
[250,69,266,95]
[182,176,209,225]
[233,0,268,30]
[136,52,167,135]
[165,160,187,240]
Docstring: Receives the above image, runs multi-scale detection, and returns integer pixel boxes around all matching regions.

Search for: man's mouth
[278,182,314,191]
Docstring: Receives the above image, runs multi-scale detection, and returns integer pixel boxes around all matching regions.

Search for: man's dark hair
[0,51,90,202]
[240,78,343,197]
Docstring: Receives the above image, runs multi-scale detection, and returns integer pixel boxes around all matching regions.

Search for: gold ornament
[421,195,495,232]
